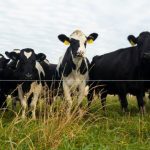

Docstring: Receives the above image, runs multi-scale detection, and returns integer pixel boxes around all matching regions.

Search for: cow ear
[5,51,11,58]
[58,34,70,46]
[87,33,98,44]
[36,53,46,62]
[128,35,137,46]
[5,51,19,61]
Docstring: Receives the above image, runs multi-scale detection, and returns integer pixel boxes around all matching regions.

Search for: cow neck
[70,51,82,70]
[70,50,89,75]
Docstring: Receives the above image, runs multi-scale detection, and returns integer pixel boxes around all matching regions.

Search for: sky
[0,0,150,63]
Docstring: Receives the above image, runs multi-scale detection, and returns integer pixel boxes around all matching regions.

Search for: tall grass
[0,95,150,149]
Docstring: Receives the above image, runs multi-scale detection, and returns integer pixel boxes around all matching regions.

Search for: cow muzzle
[25,73,33,79]
[76,51,84,58]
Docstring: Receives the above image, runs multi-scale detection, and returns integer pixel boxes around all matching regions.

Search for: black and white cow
[5,49,61,113]
[57,30,98,115]
[6,48,54,119]
[88,31,150,114]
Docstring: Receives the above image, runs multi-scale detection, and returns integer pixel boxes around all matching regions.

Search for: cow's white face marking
[70,30,87,56]
[24,51,32,59]
[35,61,45,79]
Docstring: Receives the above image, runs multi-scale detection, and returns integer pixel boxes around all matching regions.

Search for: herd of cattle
[0,30,150,119]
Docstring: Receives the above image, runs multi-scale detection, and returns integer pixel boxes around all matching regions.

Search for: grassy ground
[0,96,150,150]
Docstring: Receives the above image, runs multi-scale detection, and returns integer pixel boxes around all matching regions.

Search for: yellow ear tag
[87,39,94,44]
[130,40,136,46]
[64,40,70,45]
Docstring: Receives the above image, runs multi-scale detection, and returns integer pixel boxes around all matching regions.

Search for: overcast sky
[0,0,150,63]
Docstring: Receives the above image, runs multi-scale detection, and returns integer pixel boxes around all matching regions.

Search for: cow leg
[30,83,42,120]
[119,94,128,112]
[78,81,86,107]
[63,82,72,116]
[100,93,107,111]
[18,85,26,119]
[136,94,145,114]
[30,93,39,120]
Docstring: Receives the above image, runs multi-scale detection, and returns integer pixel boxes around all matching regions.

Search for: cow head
[5,48,46,80]
[0,54,10,73]
[58,30,98,58]
[5,49,21,70]
[128,32,150,60]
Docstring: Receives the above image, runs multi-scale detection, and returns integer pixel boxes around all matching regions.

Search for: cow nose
[25,73,32,79]
[76,51,84,57]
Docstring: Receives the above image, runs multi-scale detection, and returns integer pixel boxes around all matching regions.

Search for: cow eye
[71,39,77,43]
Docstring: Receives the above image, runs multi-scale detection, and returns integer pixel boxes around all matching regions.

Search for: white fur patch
[84,85,89,96]
[24,51,32,59]
[63,71,88,90]
[57,56,63,75]
[13,49,20,54]
[84,58,88,72]
[70,30,87,42]
[16,60,20,67]
[35,61,45,79]
[44,59,50,65]
[0,55,3,59]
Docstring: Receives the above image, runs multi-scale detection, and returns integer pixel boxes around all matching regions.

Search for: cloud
[0,0,150,63]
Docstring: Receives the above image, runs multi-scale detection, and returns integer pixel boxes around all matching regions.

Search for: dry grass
[0,95,150,149]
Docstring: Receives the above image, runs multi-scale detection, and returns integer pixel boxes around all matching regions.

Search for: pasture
[0,95,150,150]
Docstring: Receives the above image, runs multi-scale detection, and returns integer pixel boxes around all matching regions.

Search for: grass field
[0,95,150,150]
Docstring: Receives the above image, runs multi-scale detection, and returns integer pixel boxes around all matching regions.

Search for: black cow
[57,30,98,115]
[0,54,10,108]
[0,54,10,78]
[3,49,22,108]
[88,31,150,113]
